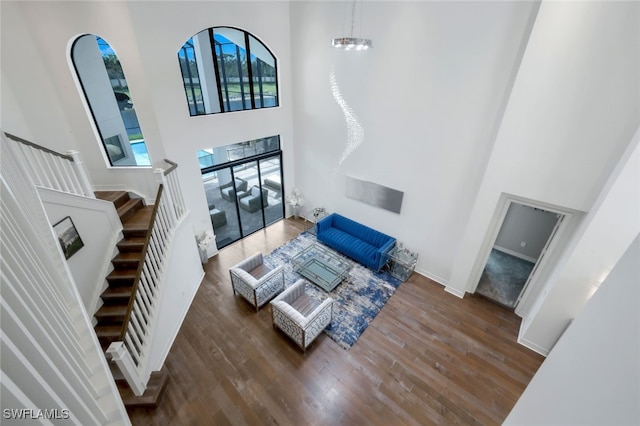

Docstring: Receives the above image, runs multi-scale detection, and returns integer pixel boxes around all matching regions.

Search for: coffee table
[292,243,351,292]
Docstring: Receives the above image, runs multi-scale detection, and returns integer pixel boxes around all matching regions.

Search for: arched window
[71,35,150,167]
[178,27,278,116]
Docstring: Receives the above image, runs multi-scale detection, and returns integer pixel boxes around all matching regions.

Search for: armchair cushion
[271,279,334,351]
[229,252,284,311]
[220,178,248,202]
[239,185,269,212]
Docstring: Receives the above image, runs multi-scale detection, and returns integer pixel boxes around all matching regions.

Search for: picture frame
[53,216,84,259]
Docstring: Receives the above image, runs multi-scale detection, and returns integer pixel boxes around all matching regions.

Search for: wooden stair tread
[96,304,128,317]
[123,206,154,227]
[107,269,138,280]
[94,190,130,208]
[113,252,143,261]
[101,286,133,297]
[94,324,122,338]
[112,252,143,269]
[117,198,144,223]
[117,369,169,408]
[117,237,146,252]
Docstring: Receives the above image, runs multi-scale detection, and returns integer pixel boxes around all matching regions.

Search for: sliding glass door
[234,161,263,236]
[201,136,283,249]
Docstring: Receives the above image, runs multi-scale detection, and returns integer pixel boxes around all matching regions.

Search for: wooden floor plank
[127,218,543,425]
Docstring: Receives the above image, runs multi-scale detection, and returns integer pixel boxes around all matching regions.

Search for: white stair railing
[4,132,94,197]
[1,132,129,424]
[3,131,190,400]
[108,161,186,395]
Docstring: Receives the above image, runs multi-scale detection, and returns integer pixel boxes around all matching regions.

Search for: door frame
[468,194,575,316]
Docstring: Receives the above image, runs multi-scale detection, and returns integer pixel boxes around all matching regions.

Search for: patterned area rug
[263,232,402,350]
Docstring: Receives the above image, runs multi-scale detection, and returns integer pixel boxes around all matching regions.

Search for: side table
[305,207,328,236]
[387,244,418,282]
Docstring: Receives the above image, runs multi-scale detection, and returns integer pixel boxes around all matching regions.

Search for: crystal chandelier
[331,1,372,51]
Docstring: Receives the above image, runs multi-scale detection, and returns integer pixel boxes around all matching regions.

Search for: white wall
[2,0,639,359]
[39,188,122,314]
[124,1,295,253]
[289,1,540,284]
[519,131,640,354]
[447,0,639,350]
[504,235,640,425]
[494,203,559,262]
[147,215,204,375]
[0,1,295,252]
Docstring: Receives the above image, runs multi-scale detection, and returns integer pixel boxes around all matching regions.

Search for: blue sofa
[316,213,396,272]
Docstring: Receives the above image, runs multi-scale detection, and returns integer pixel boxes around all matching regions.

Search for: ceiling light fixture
[332,1,372,51]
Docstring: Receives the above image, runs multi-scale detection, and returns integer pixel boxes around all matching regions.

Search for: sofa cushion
[331,214,391,248]
[321,228,378,265]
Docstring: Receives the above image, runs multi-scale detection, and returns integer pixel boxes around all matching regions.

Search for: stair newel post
[67,149,95,198]
[106,341,146,396]
[154,168,178,226]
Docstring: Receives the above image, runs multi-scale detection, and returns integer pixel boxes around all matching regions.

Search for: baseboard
[444,286,466,299]
[493,245,538,264]
[517,336,549,357]
[413,268,464,298]
[414,267,448,287]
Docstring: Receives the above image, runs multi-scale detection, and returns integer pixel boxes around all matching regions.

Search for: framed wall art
[53,216,84,259]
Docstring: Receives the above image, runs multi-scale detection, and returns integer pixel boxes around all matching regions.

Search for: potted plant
[286,187,305,219]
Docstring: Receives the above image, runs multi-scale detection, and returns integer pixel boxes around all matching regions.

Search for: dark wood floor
[128,218,544,425]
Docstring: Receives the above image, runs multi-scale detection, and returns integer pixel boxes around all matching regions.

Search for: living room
[1,1,638,424]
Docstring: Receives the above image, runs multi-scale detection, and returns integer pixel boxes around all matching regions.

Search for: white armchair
[229,252,285,312]
[271,279,334,352]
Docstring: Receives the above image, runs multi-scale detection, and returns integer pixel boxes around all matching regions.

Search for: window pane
[199,135,280,171]
[213,28,249,112]
[249,35,277,109]
[260,156,283,225]
[178,27,278,116]
[72,35,150,166]
[178,39,205,116]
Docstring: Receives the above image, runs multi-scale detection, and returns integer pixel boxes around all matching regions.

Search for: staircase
[94,190,151,349]
[94,190,168,408]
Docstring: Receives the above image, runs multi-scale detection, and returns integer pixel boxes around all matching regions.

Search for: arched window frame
[178,26,279,116]
[70,34,150,167]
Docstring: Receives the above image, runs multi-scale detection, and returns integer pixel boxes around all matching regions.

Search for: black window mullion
[256,163,266,227]
[209,29,225,113]
[235,44,245,110]
[218,43,232,111]
[229,168,245,239]
[245,32,255,109]
[180,44,200,115]
[256,59,264,108]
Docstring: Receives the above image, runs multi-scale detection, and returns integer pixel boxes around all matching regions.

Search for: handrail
[162,158,178,176]
[119,184,164,341]
[4,131,74,161]
[3,131,94,197]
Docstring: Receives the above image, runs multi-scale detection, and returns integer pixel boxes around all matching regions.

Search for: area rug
[263,232,402,350]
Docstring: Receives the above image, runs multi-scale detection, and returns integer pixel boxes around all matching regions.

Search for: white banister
[2,132,95,198]
[154,168,178,225]
[106,342,145,396]
[104,158,189,395]
[1,132,129,424]
[67,149,95,197]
